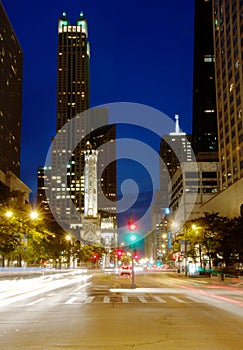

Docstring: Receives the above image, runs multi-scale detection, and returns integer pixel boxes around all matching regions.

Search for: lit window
[204,55,215,62]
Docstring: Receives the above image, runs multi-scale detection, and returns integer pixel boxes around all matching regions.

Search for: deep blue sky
[2,0,195,198]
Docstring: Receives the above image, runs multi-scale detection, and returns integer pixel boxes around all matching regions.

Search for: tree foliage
[174,212,243,268]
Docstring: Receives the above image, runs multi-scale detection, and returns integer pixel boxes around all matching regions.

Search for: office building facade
[0,1,30,204]
[55,12,90,215]
[192,0,218,160]
[45,12,116,231]
[0,2,23,178]
[213,0,243,190]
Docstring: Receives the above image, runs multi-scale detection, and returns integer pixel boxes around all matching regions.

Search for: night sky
[2,0,195,200]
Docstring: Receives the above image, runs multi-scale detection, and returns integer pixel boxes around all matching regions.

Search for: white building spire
[84,141,98,217]
[175,113,180,133]
[170,113,185,136]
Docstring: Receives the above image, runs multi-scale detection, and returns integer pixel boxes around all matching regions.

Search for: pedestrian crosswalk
[1,290,243,308]
[11,293,241,306]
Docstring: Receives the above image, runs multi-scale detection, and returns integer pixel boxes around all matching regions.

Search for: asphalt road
[0,270,243,350]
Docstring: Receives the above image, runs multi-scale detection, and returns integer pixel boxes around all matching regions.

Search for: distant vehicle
[120,265,132,276]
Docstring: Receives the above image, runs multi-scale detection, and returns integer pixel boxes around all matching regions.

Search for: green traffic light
[130,235,136,241]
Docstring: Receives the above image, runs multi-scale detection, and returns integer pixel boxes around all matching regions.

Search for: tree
[175,212,243,270]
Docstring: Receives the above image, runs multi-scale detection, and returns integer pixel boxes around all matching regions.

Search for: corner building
[0,1,30,204]
[192,0,218,160]
[200,0,243,218]
[213,0,243,190]
[0,2,23,178]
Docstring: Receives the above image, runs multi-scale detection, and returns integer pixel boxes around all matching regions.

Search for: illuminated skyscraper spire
[170,113,185,136]
[175,113,180,133]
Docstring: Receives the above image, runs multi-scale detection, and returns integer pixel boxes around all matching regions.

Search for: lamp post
[191,224,202,269]
[130,234,137,289]
[65,234,72,268]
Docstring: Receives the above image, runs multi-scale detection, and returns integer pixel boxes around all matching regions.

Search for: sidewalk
[175,271,243,288]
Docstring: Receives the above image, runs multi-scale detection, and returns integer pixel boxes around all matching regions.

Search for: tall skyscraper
[0,1,30,204]
[57,11,90,131]
[55,12,90,214]
[192,0,218,160]
[0,1,23,178]
[159,114,192,209]
[45,12,116,232]
[213,0,243,190]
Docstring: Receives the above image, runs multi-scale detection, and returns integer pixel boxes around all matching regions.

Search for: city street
[0,270,243,349]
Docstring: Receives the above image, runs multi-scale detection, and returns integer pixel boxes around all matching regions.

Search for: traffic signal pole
[131,249,135,289]
[128,217,137,289]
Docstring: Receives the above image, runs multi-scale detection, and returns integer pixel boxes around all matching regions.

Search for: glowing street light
[30,210,39,220]
[5,210,13,218]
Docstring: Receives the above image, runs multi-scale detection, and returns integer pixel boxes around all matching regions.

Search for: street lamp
[30,210,39,220]
[5,210,13,218]
[191,224,202,269]
[65,234,72,268]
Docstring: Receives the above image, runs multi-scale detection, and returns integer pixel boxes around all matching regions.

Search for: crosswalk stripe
[153,296,166,303]
[186,296,200,303]
[122,296,129,303]
[170,296,185,303]
[65,297,78,304]
[26,298,45,306]
[85,296,95,303]
[138,296,148,303]
[103,296,110,303]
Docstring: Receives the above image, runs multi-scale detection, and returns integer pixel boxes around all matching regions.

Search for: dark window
[185,172,199,178]
[202,172,217,178]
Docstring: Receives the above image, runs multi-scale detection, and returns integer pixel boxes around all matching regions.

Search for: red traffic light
[128,219,137,231]
[134,254,138,260]
[117,250,122,257]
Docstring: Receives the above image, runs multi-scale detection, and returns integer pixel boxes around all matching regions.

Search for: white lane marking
[26,298,46,306]
[138,296,148,303]
[186,296,200,303]
[170,296,185,303]
[122,296,129,303]
[65,296,78,304]
[153,296,166,303]
[85,296,95,303]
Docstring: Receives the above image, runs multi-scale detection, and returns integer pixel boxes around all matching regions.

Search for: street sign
[180,239,190,254]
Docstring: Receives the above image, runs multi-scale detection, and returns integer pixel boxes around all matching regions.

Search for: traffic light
[134,253,138,260]
[92,253,98,261]
[117,250,123,259]
[133,249,138,260]
[128,218,137,231]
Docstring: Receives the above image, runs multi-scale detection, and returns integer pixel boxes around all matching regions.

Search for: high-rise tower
[0,1,30,204]
[57,12,90,130]
[212,0,243,190]
[52,11,91,218]
[46,12,116,232]
[192,0,218,160]
[0,1,23,177]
